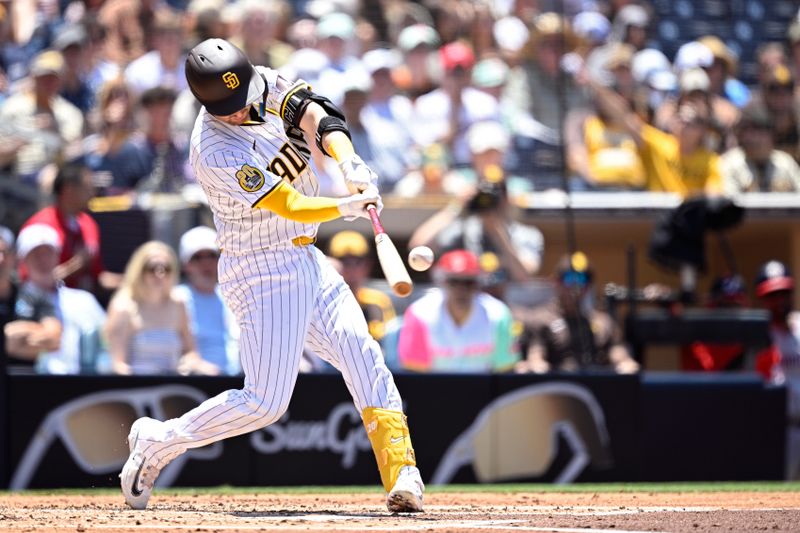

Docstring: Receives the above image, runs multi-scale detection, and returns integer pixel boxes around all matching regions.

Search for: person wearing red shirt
[20,161,113,293]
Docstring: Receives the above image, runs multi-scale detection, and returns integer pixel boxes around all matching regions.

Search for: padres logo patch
[222,71,240,90]
[236,164,265,192]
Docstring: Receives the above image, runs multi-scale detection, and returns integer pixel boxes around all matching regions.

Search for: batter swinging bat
[367,206,413,297]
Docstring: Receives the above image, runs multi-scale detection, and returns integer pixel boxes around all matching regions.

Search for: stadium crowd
[1,0,800,384]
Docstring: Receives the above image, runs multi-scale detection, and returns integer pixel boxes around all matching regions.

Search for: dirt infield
[2,491,800,533]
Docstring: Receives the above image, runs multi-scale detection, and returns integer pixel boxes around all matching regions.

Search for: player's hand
[338,154,378,192]
[337,186,382,221]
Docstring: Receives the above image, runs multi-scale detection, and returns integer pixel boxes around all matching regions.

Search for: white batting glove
[337,186,383,221]
[338,154,379,192]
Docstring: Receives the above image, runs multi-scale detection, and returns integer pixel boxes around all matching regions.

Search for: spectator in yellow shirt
[591,78,722,197]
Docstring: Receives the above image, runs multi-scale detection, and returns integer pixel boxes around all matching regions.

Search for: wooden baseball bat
[366,205,413,297]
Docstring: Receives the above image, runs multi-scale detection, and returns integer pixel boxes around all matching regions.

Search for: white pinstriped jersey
[189,67,319,254]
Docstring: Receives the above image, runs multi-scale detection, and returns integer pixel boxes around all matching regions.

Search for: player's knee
[241,388,291,426]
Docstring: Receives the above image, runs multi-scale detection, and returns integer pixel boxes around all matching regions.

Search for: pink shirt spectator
[398,289,518,372]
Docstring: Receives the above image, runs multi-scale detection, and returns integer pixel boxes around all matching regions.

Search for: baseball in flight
[408,246,435,271]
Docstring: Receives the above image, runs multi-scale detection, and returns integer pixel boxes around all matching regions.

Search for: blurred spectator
[566,43,646,190]
[572,11,612,56]
[504,13,587,133]
[0,226,18,364]
[174,226,240,375]
[129,86,190,194]
[229,0,293,69]
[6,224,106,374]
[790,19,800,86]
[747,64,800,162]
[411,41,500,167]
[97,0,147,65]
[104,240,217,375]
[20,160,120,294]
[53,24,94,114]
[609,4,650,51]
[590,78,722,196]
[83,78,149,195]
[393,24,440,100]
[630,48,676,122]
[721,106,800,194]
[755,42,788,88]
[124,10,188,95]
[393,143,454,197]
[681,274,748,371]
[752,261,800,479]
[315,12,362,105]
[328,230,396,342]
[409,161,543,282]
[397,249,519,372]
[83,16,122,95]
[515,252,639,374]
[360,48,414,189]
[0,50,84,185]
[697,35,750,109]
[655,65,738,153]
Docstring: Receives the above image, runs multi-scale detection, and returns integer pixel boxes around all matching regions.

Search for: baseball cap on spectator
[698,35,738,74]
[342,67,373,93]
[440,41,475,72]
[30,50,65,77]
[436,249,481,279]
[0,225,14,248]
[527,12,578,54]
[673,41,713,72]
[632,48,671,83]
[471,58,509,89]
[16,224,61,259]
[572,11,611,45]
[493,16,529,54]
[305,0,357,19]
[398,24,440,52]
[362,48,401,75]
[612,4,649,32]
[755,260,793,297]
[179,226,218,264]
[467,121,509,154]
[53,24,88,51]
[329,230,369,258]
[679,68,710,93]
[317,12,355,40]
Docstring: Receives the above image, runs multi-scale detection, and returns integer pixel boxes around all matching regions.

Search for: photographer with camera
[409,121,544,285]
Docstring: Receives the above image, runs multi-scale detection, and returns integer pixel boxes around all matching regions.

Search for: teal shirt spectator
[175,284,240,375]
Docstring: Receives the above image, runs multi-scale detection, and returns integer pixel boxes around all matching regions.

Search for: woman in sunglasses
[104,241,218,375]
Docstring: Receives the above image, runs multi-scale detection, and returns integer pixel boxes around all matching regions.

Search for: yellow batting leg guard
[362,407,417,492]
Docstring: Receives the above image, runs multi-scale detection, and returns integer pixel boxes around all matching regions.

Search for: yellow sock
[362,407,417,492]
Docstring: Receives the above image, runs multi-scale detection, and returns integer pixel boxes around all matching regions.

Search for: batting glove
[338,154,379,192]
[337,186,383,221]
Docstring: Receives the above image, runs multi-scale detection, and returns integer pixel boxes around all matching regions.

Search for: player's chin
[215,107,250,125]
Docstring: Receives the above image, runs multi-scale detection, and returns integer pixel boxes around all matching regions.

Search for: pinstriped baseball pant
[140,244,403,467]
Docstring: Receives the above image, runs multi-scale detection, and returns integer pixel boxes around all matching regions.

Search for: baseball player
[119,39,424,512]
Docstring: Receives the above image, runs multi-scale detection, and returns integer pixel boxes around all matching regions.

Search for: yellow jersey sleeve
[253,181,341,223]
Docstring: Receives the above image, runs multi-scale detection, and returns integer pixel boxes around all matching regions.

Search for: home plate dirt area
[2,491,799,533]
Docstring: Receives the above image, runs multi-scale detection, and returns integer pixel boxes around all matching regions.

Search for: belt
[291,236,316,247]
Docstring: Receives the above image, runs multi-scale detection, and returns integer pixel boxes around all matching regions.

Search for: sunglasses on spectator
[190,251,219,262]
[445,278,478,288]
[340,255,366,266]
[144,262,172,275]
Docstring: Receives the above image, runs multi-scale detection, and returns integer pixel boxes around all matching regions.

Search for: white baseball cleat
[119,417,162,510]
[386,466,424,513]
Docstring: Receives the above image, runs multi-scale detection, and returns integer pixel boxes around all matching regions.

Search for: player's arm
[277,82,378,193]
[254,180,377,222]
